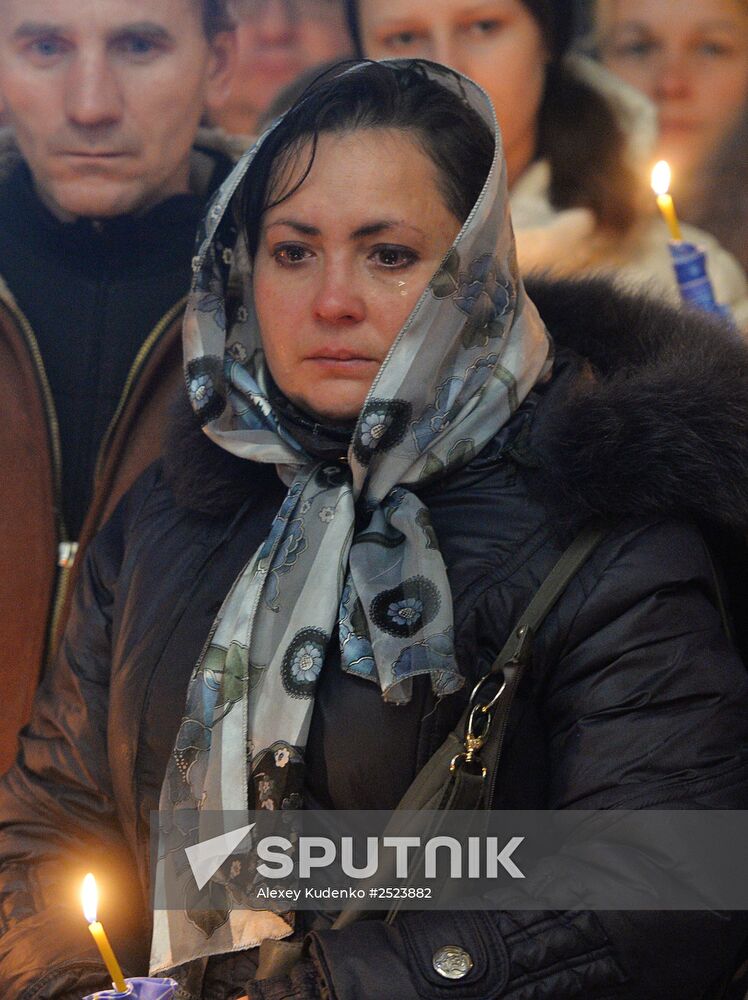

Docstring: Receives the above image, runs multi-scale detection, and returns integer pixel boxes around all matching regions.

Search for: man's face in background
[0,0,235,219]
[207,0,353,136]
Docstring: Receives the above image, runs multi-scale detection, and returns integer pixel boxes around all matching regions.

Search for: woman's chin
[287,388,369,426]
[292,394,366,427]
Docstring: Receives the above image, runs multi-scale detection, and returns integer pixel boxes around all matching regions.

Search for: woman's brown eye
[388,31,419,47]
[276,245,308,264]
[468,19,502,36]
[697,40,732,57]
[375,247,416,267]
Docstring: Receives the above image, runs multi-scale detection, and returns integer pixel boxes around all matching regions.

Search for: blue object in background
[82,978,178,1000]
[668,241,733,320]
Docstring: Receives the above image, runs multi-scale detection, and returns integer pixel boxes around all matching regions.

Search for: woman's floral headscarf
[151,60,552,985]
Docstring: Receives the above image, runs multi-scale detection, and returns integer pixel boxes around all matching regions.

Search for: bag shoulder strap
[508,522,608,638]
[472,522,608,808]
[398,522,609,814]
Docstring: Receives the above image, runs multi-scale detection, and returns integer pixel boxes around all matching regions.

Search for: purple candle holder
[82,977,178,1000]
[668,240,732,321]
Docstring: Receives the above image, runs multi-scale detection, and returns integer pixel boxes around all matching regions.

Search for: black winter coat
[0,280,746,1000]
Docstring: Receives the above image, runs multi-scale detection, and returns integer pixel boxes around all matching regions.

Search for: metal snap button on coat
[433,945,474,980]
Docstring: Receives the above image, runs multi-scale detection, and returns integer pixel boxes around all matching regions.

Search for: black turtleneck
[266,372,355,461]
[0,161,222,537]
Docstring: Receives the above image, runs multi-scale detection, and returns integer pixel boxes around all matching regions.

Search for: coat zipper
[52,295,188,655]
[92,294,188,485]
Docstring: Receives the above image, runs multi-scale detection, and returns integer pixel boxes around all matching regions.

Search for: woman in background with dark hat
[346,0,748,324]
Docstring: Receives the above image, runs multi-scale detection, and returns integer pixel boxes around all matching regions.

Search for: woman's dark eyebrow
[353,221,416,239]
[265,221,320,236]
[612,17,737,37]
[264,220,426,238]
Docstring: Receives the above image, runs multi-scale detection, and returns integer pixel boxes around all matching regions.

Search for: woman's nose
[653,52,692,101]
[431,34,462,74]
[312,263,366,325]
[253,0,296,42]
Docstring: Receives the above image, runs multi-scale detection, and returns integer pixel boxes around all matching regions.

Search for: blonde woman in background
[346,0,748,326]
[597,0,748,279]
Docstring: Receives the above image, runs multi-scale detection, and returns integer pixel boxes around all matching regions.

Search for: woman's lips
[659,119,702,136]
[251,52,303,81]
[305,353,379,373]
[309,347,374,361]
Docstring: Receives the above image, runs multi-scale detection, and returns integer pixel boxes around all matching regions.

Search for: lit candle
[81,873,128,994]
[651,161,683,242]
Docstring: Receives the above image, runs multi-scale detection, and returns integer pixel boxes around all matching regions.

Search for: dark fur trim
[525,278,748,531]
[165,277,748,531]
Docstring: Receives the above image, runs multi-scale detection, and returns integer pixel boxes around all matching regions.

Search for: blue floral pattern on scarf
[431,249,515,348]
[185,357,225,426]
[353,399,412,465]
[370,577,440,638]
[392,630,456,687]
[339,585,376,680]
[281,628,327,698]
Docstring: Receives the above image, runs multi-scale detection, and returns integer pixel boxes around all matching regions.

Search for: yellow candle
[81,874,128,993]
[651,161,683,241]
[87,920,128,993]
[656,193,683,242]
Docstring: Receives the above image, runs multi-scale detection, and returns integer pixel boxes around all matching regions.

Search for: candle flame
[81,873,98,924]
[651,160,672,196]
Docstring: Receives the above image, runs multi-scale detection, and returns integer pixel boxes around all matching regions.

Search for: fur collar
[525,279,748,531]
[165,277,748,532]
